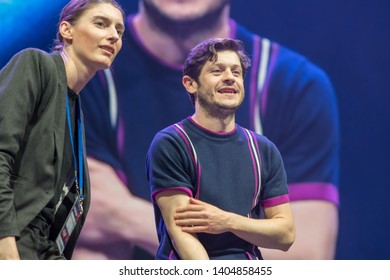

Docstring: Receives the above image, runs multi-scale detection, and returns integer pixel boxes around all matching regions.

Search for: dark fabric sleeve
[265,50,339,203]
[0,49,54,236]
[146,130,196,202]
[258,137,289,208]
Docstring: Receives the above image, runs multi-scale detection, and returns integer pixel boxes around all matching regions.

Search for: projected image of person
[75,0,339,260]
[0,0,125,260]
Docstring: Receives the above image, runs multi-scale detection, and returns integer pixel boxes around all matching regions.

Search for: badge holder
[55,189,84,254]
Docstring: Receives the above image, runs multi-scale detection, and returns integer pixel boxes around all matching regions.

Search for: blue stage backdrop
[1,0,389,260]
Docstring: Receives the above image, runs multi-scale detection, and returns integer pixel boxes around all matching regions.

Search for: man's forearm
[156,191,209,260]
[230,213,294,251]
[167,227,209,260]
[229,204,295,251]
[175,199,294,252]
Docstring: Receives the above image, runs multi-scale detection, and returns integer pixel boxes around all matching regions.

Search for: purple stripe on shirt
[173,123,201,199]
[261,194,290,208]
[250,131,262,170]
[249,35,261,131]
[261,43,279,117]
[249,131,262,191]
[250,130,262,206]
[168,250,178,260]
[173,124,197,168]
[115,169,128,186]
[229,19,237,39]
[117,114,125,156]
[151,187,193,203]
[243,129,260,209]
[288,182,339,205]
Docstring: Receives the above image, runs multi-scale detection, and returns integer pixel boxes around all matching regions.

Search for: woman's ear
[59,21,73,43]
[182,75,198,94]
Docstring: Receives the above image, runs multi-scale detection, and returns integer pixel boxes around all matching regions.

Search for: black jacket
[0,48,90,259]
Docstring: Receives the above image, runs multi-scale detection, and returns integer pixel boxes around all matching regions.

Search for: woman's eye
[117,29,124,37]
[95,21,105,27]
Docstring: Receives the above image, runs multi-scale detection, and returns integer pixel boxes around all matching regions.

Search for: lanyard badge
[56,92,85,253]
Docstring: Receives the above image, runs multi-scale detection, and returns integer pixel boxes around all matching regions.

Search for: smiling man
[146,38,295,260]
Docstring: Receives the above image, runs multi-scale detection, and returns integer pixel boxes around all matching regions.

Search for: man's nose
[223,69,235,84]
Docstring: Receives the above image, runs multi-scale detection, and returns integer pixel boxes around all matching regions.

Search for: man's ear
[59,21,73,43]
[182,75,198,94]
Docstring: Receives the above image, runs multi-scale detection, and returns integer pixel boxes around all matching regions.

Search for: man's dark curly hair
[183,38,251,105]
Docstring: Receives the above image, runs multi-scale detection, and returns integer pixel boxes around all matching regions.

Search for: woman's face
[64,3,125,72]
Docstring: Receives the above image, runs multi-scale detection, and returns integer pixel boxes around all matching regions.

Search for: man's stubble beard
[196,89,244,120]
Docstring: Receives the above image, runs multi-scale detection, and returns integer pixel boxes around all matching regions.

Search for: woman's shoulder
[14,47,49,58]
[5,48,48,69]
[18,48,64,75]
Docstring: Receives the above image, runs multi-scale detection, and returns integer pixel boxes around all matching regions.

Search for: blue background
[1,0,389,259]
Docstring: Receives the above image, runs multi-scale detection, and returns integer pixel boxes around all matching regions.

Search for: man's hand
[174,198,231,234]
[175,198,295,251]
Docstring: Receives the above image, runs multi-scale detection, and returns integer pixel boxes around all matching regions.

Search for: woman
[0,0,125,260]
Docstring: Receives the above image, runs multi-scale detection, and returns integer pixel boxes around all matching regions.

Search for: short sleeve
[258,137,290,208]
[264,48,339,204]
[146,129,196,202]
